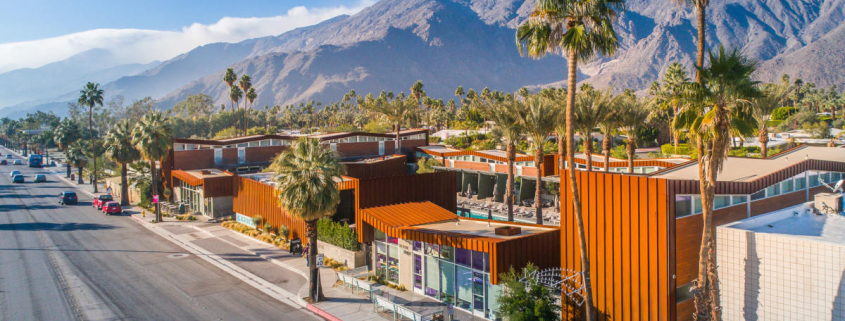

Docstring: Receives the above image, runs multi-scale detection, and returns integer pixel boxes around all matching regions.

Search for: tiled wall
[717,223,845,320]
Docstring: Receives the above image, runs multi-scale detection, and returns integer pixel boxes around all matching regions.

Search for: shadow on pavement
[0,222,117,231]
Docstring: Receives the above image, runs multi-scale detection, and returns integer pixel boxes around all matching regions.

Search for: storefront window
[425,256,440,297]
[413,241,422,251]
[387,236,398,244]
[425,243,439,257]
[487,279,502,319]
[456,266,473,310]
[414,254,423,289]
[440,245,454,261]
[440,260,455,304]
[387,245,399,283]
[375,229,386,242]
[472,251,487,272]
[455,248,471,267]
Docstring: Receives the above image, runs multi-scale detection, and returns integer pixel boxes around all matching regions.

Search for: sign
[316,254,325,267]
[153,195,159,204]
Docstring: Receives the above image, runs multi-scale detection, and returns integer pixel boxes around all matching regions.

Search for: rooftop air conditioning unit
[200,170,212,175]
[814,193,843,215]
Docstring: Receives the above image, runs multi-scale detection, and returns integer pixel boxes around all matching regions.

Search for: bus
[28,154,42,168]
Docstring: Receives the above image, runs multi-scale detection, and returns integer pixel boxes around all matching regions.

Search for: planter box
[317,241,366,268]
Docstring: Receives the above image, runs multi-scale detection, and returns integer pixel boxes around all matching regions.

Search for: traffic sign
[153,195,159,203]
[316,254,325,267]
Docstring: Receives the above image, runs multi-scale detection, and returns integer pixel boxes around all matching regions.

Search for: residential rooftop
[651,146,845,182]
[723,202,845,246]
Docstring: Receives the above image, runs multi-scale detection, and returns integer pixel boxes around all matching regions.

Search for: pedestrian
[303,244,310,267]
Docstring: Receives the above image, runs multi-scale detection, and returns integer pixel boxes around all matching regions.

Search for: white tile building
[717,203,845,320]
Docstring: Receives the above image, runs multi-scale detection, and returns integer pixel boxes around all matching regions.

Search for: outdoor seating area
[456,194,561,225]
[337,266,450,321]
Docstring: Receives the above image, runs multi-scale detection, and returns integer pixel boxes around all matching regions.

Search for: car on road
[12,175,24,183]
[10,170,20,177]
[102,201,122,215]
[13,159,22,165]
[93,194,114,210]
[0,160,6,165]
[34,174,46,183]
[5,155,11,159]
[59,192,78,205]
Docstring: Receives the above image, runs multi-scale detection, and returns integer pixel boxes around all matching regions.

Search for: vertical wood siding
[559,170,670,320]
[342,155,407,179]
[357,172,457,212]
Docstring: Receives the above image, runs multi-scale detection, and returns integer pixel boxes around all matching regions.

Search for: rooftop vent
[200,170,212,175]
[495,226,521,236]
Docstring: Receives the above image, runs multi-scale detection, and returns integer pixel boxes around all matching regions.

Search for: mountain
[0,49,158,108]
[6,0,845,116]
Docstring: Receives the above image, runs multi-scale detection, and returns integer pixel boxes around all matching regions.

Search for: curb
[306,304,343,321]
[193,224,311,279]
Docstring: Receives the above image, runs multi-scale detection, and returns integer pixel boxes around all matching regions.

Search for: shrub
[279,225,290,240]
[611,145,628,159]
[771,106,798,121]
[416,158,441,174]
[833,119,845,130]
[256,234,275,245]
[316,219,359,251]
[661,143,696,158]
[252,215,263,228]
[264,222,275,235]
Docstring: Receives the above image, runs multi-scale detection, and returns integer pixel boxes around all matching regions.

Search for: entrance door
[238,147,245,164]
[413,254,424,294]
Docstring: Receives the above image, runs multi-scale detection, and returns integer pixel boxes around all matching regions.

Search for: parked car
[13,159,21,165]
[93,194,114,210]
[0,160,6,165]
[12,175,24,183]
[102,201,122,215]
[10,170,20,177]
[59,192,78,205]
[34,174,46,182]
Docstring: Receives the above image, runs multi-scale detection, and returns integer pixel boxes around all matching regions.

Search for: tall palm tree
[229,86,243,134]
[574,88,613,172]
[411,81,424,128]
[223,68,238,132]
[270,138,346,303]
[661,62,690,150]
[105,120,142,206]
[753,84,787,158]
[599,98,621,172]
[66,141,87,184]
[455,86,465,114]
[518,96,559,225]
[362,95,414,154]
[617,96,651,173]
[245,87,257,134]
[54,119,82,178]
[516,0,624,316]
[478,97,526,222]
[132,111,174,223]
[239,75,252,135]
[674,46,759,321]
[78,82,104,193]
[671,0,709,83]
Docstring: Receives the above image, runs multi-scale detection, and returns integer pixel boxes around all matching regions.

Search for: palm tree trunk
[603,134,612,172]
[78,166,84,184]
[395,123,401,155]
[564,49,595,320]
[759,126,769,158]
[695,4,706,84]
[558,130,566,173]
[534,147,543,225]
[66,162,71,178]
[150,159,161,222]
[89,107,98,193]
[305,219,324,302]
[120,163,129,206]
[627,138,636,173]
[584,137,593,172]
[506,142,516,222]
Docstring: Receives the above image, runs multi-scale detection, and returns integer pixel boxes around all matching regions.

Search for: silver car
[10,170,20,177]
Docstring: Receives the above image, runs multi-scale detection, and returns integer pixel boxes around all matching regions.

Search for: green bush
[771,107,798,121]
[833,119,845,130]
[279,225,290,239]
[611,145,628,159]
[252,215,263,228]
[417,158,441,174]
[137,181,152,207]
[316,218,359,251]
[264,222,275,234]
[661,143,696,158]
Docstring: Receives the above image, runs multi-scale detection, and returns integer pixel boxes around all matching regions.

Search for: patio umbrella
[487,208,493,227]
[465,184,473,199]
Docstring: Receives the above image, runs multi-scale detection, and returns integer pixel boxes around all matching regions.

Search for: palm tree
[229,86,243,133]
[617,96,651,173]
[78,82,104,193]
[362,95,414,154]
[245,87,257,133]
[105,120,142,206]
[132,111,174,223]
[239,75,252,134]
[478,97,526,222]
[674,46,759,321]
[574,88,613,172]
[411,81,425,127]
[671,0,710,83]
[599,98,621,172]
[661,62,690,150]
[270,137,346,303]
[66,141,87,184]
[516,0,624,316]
[753,84,788,158]
[54,119,82,178]
[223,68,238,132]
[455,86,465,113]
[517,96,559,225]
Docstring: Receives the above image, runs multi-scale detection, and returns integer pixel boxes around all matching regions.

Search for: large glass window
[675,196,692,218]
[440,261,456,304]
[781,179,794,194]
[375,229,386,241]
[455,248,471,267]
[487,280,502,319]
[456,266,473,310]
[714,196,731,209]
[766,184,780,197]
[732,195,748,205]
[694,196,702,214]
[751,190,765,201]
[795,175,807,190]
[425,256,440,297]
[440,246,454,261]
[822,172,832,183]
[810,173,820,187]
[414,254,423,290]
[833,172,842,182]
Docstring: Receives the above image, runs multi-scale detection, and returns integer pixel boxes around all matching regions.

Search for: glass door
[413,254,423,294]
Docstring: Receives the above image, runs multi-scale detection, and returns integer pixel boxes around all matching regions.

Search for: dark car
[59,192,78,205]
[5,155,11,159]
[93,194,114,210]
[102,201,122,215]
[0,160,6,165]
[12,175,24,183]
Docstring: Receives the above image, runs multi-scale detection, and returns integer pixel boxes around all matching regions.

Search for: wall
[232,176,309,243]
[717,214,845,320]
[336,141,395,159]
[358,171,457,212]
[343,155,407,179]
[316,241,366,268]
[245,146,287,164]
[173,149,216,170]
[211,196,233,218]
[559,170,671,321]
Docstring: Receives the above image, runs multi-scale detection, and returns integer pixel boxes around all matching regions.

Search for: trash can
[178,204,185,214]
[289,238,302,255]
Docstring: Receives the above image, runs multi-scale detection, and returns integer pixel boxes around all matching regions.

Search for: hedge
[317,218,359,251]
[661,143,697,158]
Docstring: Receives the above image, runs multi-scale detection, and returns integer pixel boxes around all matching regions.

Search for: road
[0,148,316,321]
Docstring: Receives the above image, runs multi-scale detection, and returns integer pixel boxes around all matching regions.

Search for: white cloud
[0,1,375,73]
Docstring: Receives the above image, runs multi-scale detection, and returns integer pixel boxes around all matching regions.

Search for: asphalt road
[0,148,316,321]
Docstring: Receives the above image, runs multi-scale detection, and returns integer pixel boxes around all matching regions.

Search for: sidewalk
[37,152,478,321]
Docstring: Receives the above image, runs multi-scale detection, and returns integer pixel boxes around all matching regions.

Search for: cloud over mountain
[0,1,374,73]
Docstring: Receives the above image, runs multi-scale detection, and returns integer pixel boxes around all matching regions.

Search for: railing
[337,267,379,299]
[372,294,445,321]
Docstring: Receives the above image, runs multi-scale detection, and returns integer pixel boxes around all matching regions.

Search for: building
[717,202,845,320]
[170,168,235,218]
[556,145,845,320]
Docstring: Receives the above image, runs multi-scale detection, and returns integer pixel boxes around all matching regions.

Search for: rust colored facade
[342,155,407,179]
[357,171,457,212]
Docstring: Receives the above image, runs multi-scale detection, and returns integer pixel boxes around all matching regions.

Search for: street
[0,148,316,321]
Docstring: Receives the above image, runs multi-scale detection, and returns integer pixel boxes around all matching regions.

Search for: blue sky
[0,0,358,43]
[0,0,374,72]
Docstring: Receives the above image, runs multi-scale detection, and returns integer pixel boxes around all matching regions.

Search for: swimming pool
[456,209,533,223]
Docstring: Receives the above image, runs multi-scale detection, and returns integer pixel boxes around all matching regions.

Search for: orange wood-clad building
[559,145,845,320]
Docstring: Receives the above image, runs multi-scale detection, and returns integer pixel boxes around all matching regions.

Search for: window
[781,179,794,194]
[822,172,832,184]
[694,196,702,214]
[675,196,692,218]
[732,195,748,205]
[440,260,455,303]
[810,173,820,187]
[425,256,440,297]
[375,229,386,242]
[833,172,842,182]
[440,245,454,261]
[714,196,731,209]
[795,175,807,190]
[455,248,471,267]
[766,184,780,197]
[676,282,695,303]
[750,189,765,201]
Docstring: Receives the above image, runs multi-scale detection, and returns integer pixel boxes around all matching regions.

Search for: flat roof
[652,146,845,182]
[416,219,554,240]
[181,168,232,179]
[723,203,845,246]
[476,149,529,159]
[242,172,352,187]
[417,145,461,153]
